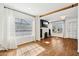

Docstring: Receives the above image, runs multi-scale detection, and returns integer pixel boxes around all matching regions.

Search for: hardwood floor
[0,37,78,56]
[38,37,78,56]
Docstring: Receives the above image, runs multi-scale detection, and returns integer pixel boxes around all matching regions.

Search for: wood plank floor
[0,37,78,56]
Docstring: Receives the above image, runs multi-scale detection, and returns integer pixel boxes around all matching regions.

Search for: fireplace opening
[44,32,48,38]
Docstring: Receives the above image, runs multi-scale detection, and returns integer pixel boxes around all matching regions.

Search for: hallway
[0,37,78,56]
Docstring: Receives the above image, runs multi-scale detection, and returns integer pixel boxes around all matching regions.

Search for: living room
[0,3,78,56]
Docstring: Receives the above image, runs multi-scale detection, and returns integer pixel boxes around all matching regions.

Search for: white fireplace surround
[41,28,49,39]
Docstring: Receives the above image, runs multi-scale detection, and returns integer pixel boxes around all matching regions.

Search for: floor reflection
[52,39,64,50]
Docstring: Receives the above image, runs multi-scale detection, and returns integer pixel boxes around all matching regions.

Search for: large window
[52,21,64,33]
[15,18,32,36]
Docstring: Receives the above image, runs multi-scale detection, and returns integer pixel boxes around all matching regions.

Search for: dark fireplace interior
[49,29,51,36]
[40,29,42,38]
[44,32,48,38]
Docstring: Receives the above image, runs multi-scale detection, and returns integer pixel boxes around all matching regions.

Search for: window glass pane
[52,21,64,33]
[15,18,32,36]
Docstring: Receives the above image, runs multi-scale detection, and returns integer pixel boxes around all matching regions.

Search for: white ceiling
[4,3,74,16]
[41,6,78,22]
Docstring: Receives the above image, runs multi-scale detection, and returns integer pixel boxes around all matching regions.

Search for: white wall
[77,39,79,53]
[78,4,79,52]
[4,9,17,49]
[0,4,3,43]
[0,4,8,50]
[35,16,40,41]
[48,22,52,36]
[64,17,77,39]
[0,4,5,50]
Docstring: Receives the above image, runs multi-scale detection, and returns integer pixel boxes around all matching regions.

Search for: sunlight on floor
[16,43,45,56]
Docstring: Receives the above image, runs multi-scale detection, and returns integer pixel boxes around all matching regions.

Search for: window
[15,18,32,36]
[52,21,64,33]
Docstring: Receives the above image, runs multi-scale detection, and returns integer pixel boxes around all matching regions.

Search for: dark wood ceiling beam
[40,3,78,17]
